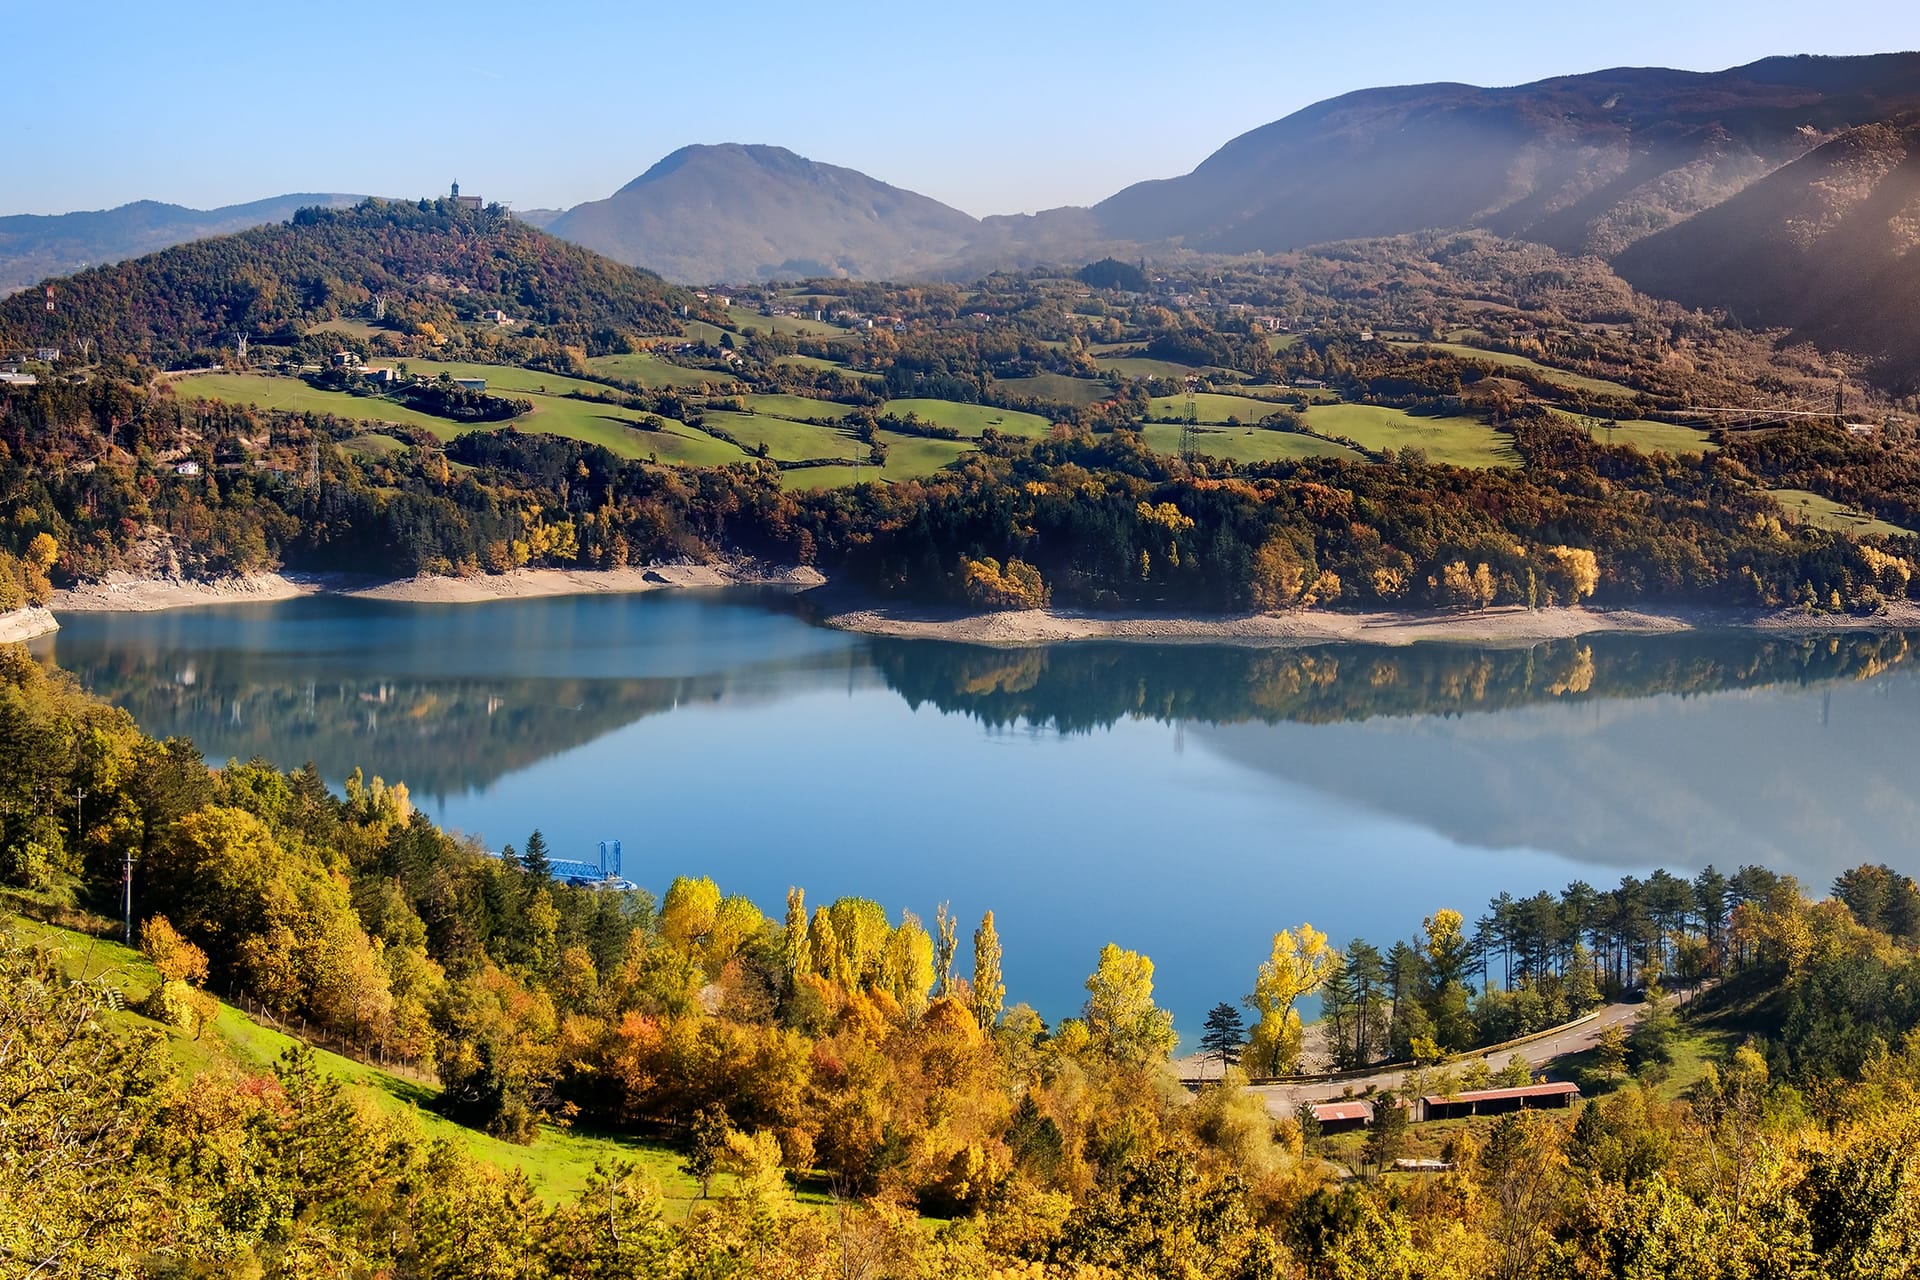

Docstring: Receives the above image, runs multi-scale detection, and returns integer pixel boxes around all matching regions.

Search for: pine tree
[970,911,1005,1030]
[521,829,551,882]
[1199,1002,1246,1076]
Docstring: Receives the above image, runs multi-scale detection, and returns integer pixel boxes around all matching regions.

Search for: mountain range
[0,193,361,296]
[6,52,1920,379]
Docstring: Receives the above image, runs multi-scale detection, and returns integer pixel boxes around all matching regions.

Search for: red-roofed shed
[1418,1081,1580,1122]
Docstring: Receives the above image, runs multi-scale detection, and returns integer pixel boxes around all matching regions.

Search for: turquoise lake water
[40,589,1920,1038]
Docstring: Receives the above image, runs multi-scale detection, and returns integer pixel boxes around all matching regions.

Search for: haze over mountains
[6,52,1920,377]
[0,193,361,296]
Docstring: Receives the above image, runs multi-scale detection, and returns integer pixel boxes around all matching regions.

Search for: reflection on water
[39,591,1920,1035]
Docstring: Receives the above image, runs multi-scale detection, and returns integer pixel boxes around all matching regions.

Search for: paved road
[1245,996,1663,1116]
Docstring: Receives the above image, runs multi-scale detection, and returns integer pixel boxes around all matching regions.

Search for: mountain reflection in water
[39,590,1920,1033]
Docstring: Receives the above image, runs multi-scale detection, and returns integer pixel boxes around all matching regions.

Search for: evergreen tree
[1198,1002,1246,1076]
[521,829,552,882]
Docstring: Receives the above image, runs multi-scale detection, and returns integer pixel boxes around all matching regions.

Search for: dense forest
[9,649,1920,1276]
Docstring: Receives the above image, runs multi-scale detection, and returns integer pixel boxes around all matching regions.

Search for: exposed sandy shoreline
[48,564,826,615]
[45,566,1920,647]
[820,598,1920,648]
[0,607,59,643]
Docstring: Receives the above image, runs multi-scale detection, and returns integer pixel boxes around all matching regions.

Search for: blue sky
[6,1,1915,217]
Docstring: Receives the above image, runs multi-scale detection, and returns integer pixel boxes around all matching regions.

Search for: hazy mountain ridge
[0,193,362,295]
[1090,54,1920,258]
[1615,111,1920,391]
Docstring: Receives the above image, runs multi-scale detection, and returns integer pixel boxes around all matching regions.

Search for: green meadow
[1391,340,1640,399]
[1559,413,1717,456]
[167,373,454,432]
[584,351,735,389]
[780,433,974,490]
[1768,488,1913,538]
[995,373,1111,407]
[737,392,857,422]
[884,398,1053,439]
[1136,423,1364,464]
[1305,403,1520,468]
[702,410,863,462]
[1147,392,1299,424]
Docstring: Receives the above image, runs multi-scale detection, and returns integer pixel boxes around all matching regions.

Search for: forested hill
[1615,112,1920,393]
[1089,53,1920,259]
[0,198,693,365]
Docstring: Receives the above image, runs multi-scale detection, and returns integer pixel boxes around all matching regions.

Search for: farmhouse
[331,352,359,368]
[363,367,396,385]
[480,309,511,326]
[454,377,487,392]
[34,346,61,362]
[174,461,201,476]
[1417,1081,1579,1122]
[0,371,37,387]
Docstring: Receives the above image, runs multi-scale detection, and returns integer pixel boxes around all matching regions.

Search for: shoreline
[47,563,826,615]
[0,606,59,643]
[818,598,1920,647]
[43,566,1920,647]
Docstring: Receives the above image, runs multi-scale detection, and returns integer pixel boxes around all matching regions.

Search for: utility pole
[73,785,86,842]
[123,849,135,945]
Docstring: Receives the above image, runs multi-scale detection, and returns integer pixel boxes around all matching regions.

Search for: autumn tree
[970,910,1005,1030]
[1245,923,1338,1076]
[1084,943,1177,1065]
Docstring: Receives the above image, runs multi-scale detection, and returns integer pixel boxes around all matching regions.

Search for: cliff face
[0,608,59,644]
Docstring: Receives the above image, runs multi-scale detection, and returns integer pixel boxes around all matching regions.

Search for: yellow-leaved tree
[1083,942,1176,1065]
[1245,924,1338,1076]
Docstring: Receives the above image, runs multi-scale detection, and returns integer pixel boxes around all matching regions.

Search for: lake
[37,589,1920,1040]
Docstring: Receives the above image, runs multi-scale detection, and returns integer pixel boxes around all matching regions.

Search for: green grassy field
[737,393,856,422]
[1096,355,1207,379]
[701,410,863,463]
[171,369,747,466]
[584,352,734,389]
[307,318,386,340]
[780,432,975,490]
[883,398,1054,439]
[1147,393,1299,424]
[724,306,842,338]
[995,373,1111,407]
[1557,413,1717,456]
[1137,424,1364,464]
[387,358,611,399]
[1391,341,1640,399]
[341,432,408,458]
[774,353,879,380]
[1768,488,1914,538]
[1306,403,1520,468]
[10,916,704,1207]
[1266,333,1303,352]
[168,373,456,432]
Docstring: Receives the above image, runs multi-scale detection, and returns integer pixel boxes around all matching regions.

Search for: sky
[5,0,1917,218]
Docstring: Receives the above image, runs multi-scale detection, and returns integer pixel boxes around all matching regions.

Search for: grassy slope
[1136,423,1363,464]
[169,370,748,466]
[1390,340,1639,399]
[884,398,1053,439]
[781,432,974,490]
[1305,403,1520,468]
[702,410,863,462]
[995,373,1110,407]
[584,352,735,390]
[738,393,857,421]
[1558,414,1717,456]
[9,916,708,1207]
[1768,487,1914,537]
[1148,392,1299,424]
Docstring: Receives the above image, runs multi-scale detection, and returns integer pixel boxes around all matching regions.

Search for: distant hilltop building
[450,181,483,212]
